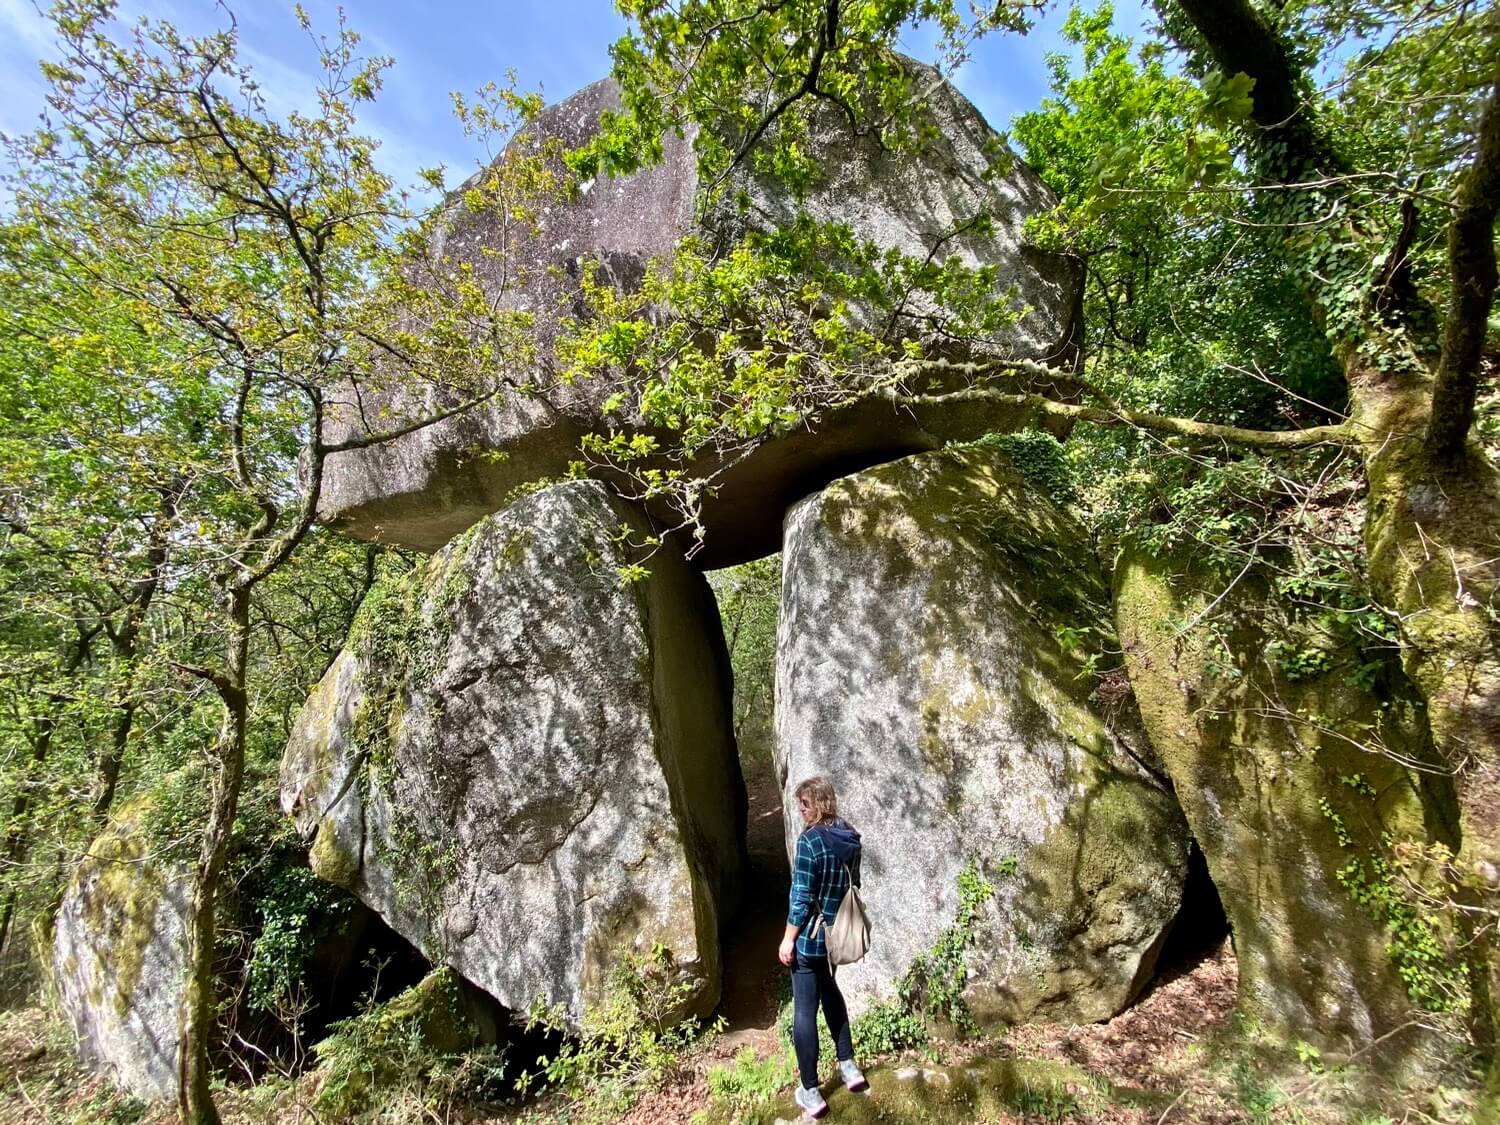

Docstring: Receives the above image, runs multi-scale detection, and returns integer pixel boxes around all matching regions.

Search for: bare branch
[319,384,506,454]
[875,385,1353,449]
[171,660,239,705]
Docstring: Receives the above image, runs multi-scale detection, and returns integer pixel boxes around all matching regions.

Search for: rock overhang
[317,68,1081,567]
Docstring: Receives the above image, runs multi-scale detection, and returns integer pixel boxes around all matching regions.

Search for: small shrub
[1232,1059,1285,1125]
[896,860,996,1035]
[515,943,722,1123]
[851,998,929,1055]
[699,1047,793,1122]
[312,969,507,1121]
[1009,1081,1083,1122]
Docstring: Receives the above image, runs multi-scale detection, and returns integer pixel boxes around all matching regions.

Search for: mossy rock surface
[699,1055,1152,1124]
[1113,543,1457,1067]
[281,480,745,1028]
[777,447,1188,1028]
[312,968,499,1118]
[51,791,192,1100]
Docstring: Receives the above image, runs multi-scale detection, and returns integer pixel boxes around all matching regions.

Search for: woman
[778,775,869,1119]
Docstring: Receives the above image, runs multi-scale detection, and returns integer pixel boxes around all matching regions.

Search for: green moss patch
[696,1054,1156,1124]
[75,795,175,1021]
[312,968,496,1118]
[1113,541,1465,1060]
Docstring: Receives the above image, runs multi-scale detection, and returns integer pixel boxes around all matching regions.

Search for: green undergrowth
[964,430,1079,507]
[509,943,723,1124]
[312,969,507,1121]
[847,859,1003,1055]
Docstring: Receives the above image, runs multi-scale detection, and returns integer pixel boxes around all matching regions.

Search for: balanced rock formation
[281,480,745,1023]
[1114,545,1451,1062]
[317,73,1080,567]
[776,446,1189,1024]
[53,797,190,1100]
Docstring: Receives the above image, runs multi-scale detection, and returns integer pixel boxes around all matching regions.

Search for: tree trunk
[1351,362,1500,1050]
[176,583,251,1125]
[91,700,136,824]
[1426,69,1500,463]
[0,723,54,961]
[1173,0,1500,1075]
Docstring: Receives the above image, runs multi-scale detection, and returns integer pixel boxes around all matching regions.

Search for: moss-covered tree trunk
[1174,0,1500,1089]
[1355,366,1500,1048]
[175,583,250,1125]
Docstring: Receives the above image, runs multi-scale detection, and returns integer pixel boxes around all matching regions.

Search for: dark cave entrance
[224,897,434,1078]
[299,901,436,1038]
[717,755,792,1033]
[1144,839,1232,995]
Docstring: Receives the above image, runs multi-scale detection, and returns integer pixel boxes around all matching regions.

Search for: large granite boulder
[53,798,189,1100]
[317,73,1080,568]
[1114,545,1454,1063]
[281,480,745,1024]
[775,446,1189,1025]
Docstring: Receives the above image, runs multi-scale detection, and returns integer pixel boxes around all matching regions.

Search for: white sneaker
[794,1083,829,1119]
[839,1058,869,1092]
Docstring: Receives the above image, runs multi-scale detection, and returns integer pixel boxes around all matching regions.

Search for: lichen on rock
[777,446,1188,1026]
[281,479,745,1026]
[52,794,192,1100]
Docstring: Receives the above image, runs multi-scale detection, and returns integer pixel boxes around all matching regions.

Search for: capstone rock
[282,480,745,1023]
[775,446,1189,1025]
[317,73,1080,567]
[53,799,190,1101]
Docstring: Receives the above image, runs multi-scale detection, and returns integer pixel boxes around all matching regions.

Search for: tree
[3,3,560,1119]
[1161,0,1499,1090]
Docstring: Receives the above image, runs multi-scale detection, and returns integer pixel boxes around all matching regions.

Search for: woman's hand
[778,935,796,966]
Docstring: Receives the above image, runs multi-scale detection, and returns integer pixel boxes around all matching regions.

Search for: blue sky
[0,0,1151,194]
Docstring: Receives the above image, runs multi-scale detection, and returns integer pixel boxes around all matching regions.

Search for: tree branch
[875,385,1353,449]
[1426,63,1500,464]
[171,660,241,706]
[709,0,840,191]
[319,383,506,454]
[1173,0,1348,179]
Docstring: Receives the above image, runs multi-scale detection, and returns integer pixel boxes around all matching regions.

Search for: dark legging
[790,951,854,1088]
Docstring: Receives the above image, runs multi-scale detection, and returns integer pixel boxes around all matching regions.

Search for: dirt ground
[0,933,1478,1124]
[710,762,790,1062]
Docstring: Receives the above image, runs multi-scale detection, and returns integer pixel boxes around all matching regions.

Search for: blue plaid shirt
[787,822,861,961]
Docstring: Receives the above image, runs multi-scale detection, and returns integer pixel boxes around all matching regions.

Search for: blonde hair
[794,775,839,825]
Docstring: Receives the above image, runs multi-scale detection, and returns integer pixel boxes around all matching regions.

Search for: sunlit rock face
[53,800,190,1100]
[282,480,745,1025]
[317,73,1079,567]
[775,446,1189,1025]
